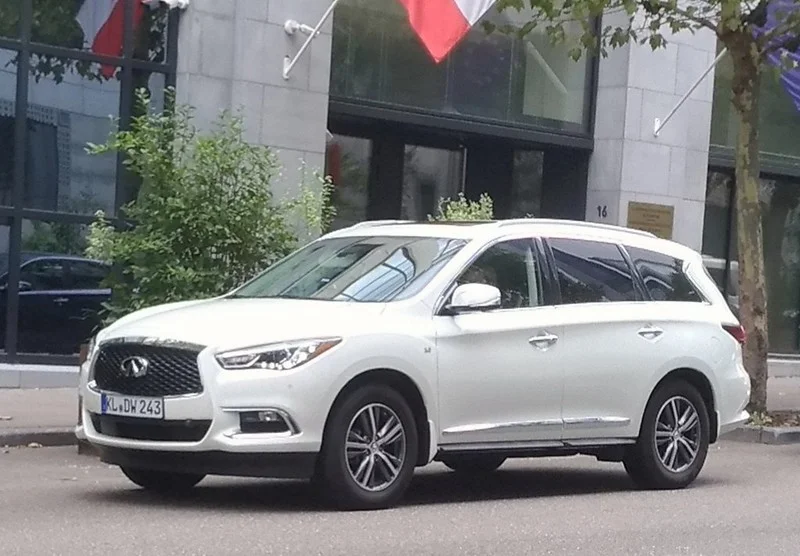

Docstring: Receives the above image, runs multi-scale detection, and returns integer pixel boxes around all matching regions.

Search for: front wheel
[315,384,418,510]
[624,380,710,490]
[120,467,205,493]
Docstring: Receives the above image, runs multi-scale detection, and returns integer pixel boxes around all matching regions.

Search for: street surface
[1,441,798,555]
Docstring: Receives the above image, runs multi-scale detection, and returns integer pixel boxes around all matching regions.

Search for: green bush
[430,192,494,222]
[85,88,334,324]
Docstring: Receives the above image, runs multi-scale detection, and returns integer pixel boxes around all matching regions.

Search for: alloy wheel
[654,395,701,473]
[345,403,406,492]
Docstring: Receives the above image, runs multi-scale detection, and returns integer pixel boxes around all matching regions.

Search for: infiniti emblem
[120,356,150,378]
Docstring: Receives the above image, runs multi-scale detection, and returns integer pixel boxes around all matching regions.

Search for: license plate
[101,393,164,419]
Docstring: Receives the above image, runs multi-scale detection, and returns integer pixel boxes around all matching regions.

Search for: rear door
[543,237,675,441]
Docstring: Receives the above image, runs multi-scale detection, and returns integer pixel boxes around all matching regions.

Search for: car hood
[99,297,387,350]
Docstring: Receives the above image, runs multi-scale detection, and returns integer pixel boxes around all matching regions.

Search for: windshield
[231,236,467,302]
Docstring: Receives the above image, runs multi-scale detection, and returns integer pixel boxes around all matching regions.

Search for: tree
[493,0,800,413]
[85,89,335,324]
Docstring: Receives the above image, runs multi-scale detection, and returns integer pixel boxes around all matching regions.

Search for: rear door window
[625,246,702,302]
[548,238,637,304]
[69,260,110,290]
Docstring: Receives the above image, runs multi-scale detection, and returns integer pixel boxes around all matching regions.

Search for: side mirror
[445,283,501,314]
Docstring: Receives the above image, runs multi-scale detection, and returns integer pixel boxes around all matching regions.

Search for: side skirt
[434,438,635,463]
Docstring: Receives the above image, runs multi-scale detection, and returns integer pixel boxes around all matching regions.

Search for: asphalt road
[1,441,799,556]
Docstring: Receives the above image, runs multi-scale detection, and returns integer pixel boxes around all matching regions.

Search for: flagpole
[283,0,341,80]
[653,48,727,137]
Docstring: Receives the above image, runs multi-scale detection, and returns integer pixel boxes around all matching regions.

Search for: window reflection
[233,236,468,302]
[701,171,800,353]
[331,0,591,132]
[326,135,371,230]
[11,219,110,355]
[402,146,464,220]
[549,238,637,304]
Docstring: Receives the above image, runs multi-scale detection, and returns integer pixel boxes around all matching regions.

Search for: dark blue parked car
[0,253,111,355]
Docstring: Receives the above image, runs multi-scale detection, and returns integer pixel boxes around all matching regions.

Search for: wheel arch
[647,367,718,443]
[322,368,432,466]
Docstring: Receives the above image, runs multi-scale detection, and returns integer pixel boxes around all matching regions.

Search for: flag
[754,0,800,111]
[396,0,497,63]
[76,0,156,78]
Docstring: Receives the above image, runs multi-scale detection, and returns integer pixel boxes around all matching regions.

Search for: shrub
[85,88,333,324]
[430,192,494,222]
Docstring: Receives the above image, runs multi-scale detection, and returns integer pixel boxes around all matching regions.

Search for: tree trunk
[728,38,769,414]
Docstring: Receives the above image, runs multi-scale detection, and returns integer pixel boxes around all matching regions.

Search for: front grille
[93,342,204,397]
[91,414,211,442]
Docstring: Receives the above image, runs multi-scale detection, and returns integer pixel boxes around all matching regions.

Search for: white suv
[77,219,751,510]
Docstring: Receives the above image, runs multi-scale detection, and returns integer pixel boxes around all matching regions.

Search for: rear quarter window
[625,246,703,302]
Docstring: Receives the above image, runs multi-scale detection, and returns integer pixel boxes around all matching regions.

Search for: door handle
[637,325,663,339]
[529,332,558,349]
[53,297,69,305]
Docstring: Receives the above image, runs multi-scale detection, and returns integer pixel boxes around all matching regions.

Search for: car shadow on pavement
[79,463,720,513]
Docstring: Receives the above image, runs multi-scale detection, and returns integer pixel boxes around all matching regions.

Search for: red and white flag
[397,0,497,63]
[76,0,156,78]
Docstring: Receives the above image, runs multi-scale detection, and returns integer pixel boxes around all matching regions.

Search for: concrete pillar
[174,0,333,199]
[586,12,716,251]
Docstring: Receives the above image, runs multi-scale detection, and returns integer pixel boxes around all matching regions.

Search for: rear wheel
[441,454,506,474]
[315,384,418,510]
[120,467,205,493]
[624,380,710,490]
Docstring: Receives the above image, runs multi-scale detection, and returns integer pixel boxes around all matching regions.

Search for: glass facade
[710,43,800,161]
[702,171,800,354]
[0,0,178,360]
[330,0,593,135]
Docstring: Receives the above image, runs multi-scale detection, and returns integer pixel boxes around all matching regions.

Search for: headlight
[215,338,342,370]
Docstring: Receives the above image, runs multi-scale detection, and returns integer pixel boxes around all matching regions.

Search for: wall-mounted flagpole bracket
[654,48,727,137]
[283,0,341,80]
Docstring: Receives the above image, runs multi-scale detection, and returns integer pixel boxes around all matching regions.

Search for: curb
[722,425,800,445]
[0,427,76,448]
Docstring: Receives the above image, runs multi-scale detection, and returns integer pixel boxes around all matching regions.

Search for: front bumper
[80,345,342,458]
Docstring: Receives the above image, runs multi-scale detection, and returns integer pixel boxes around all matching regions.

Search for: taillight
[723,324,746,345]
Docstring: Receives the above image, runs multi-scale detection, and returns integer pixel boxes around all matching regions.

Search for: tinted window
[457,240,541,309]
[19,259,68,291]
[549,238,637,304]
[70,261,110,290]
[232,236,467,302]
[626,246,702,302]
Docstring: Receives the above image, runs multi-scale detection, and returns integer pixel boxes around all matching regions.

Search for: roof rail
[496,218,657,238]
[345,219,414,229]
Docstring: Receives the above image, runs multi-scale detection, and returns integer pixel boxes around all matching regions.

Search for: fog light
[239,410,291,434]
[258,411,282,423]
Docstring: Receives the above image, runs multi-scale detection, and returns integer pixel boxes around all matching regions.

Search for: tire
[441,454,506,474]
[120,467,205,493]
[315,383,419,510]
[623,379,710,490]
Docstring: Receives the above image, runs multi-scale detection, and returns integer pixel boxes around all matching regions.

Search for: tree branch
[646,0,718,33]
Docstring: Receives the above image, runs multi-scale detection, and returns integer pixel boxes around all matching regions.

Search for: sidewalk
[2,379,800,449]
[0,388,77,447]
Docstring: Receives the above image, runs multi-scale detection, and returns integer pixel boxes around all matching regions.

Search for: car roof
[322,219,701,261]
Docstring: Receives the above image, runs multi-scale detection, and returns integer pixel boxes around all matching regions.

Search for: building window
[330,0,593,135]
[702,170,800,354]
[0,0,178,360]
[710,42,800,162]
